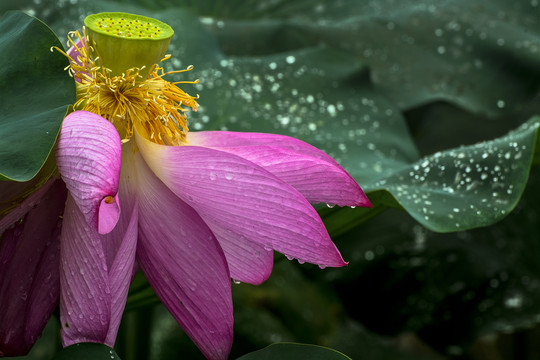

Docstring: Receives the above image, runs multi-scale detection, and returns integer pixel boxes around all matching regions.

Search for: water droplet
[286,55,296,64]
[364,250,375,261]
[504,293,523,308]
[318,264,327,269]
[286,255,294,261]
[232,279,241,285]
[327,104,337,117]
[326,203,335,208]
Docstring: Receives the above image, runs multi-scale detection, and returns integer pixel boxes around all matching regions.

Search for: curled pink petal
[60,149,138,348]
[98,195,120,234]
[56,111,122,234]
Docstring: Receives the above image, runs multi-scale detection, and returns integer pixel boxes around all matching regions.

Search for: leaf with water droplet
[371,116,540,232]
[51,343,122,360]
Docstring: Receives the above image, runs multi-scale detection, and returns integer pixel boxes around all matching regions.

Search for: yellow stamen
[53,29,198,145]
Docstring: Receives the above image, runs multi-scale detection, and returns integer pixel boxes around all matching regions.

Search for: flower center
[55,13,198,145]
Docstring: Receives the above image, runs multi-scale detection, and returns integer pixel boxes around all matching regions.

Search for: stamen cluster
[56,30,199,145]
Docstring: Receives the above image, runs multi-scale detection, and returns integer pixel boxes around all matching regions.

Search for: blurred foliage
[2,0,540,359]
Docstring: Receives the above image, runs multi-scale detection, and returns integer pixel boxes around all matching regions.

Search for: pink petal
[60,144,139,348]
[100,141,140,269]
[105,199,138,346]
[0,180,66,356]
[67,39,89,81]
[67,39,83,64]
[200,220,274,285]
[56,111,122,235]
[188,131,371,207]
[188,131,340,166]
[137,134,346,268]
[59,194,111,346]
[133,149,233,360]
[98,194,121,234]
[100,143,140,346]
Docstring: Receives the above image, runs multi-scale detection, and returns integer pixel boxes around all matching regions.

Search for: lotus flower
[0,12,370,360]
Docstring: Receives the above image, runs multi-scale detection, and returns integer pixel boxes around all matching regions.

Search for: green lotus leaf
[0,11,74,181]
[51,343,121,360]
[236,343,352,360]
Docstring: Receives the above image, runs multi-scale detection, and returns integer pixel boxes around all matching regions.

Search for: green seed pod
[84,12,174,79]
